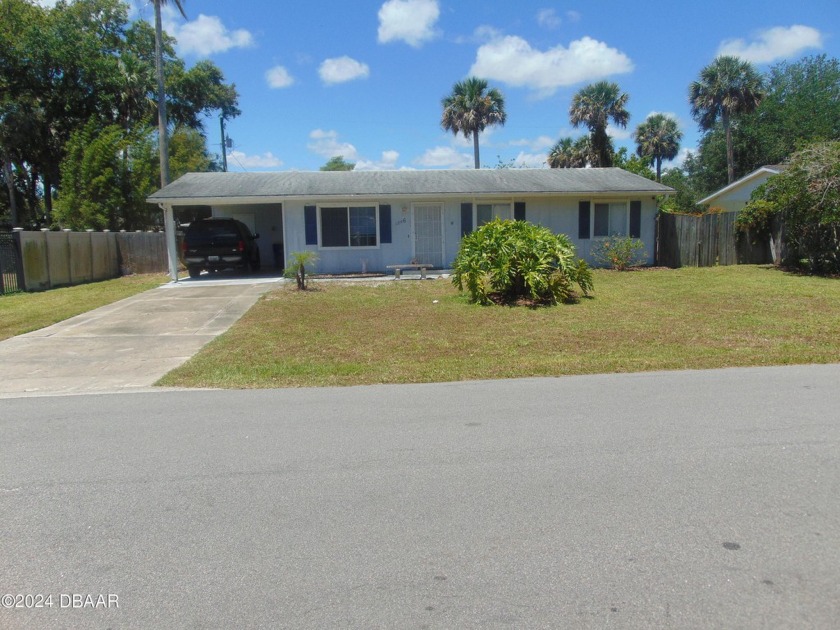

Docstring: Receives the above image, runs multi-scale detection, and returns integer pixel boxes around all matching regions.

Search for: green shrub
[452,219,593,305]
[591,236,647,270]
[735,198,776,234]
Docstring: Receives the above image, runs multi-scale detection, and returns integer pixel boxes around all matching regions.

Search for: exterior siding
[701,171,778,213]
[210,195,659,273]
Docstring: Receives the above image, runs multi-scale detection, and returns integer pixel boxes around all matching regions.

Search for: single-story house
[148,168,673,278]
[698,165,786,213]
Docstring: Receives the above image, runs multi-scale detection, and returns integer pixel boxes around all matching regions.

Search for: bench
[386,263,433,279]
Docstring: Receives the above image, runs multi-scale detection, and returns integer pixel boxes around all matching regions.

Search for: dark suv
[181,218,261,278]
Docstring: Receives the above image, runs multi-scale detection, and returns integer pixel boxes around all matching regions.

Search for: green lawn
[158,265,840,389]
[0,274,168,341]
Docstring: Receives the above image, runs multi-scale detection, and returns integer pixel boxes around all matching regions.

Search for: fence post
[14,229,24,290]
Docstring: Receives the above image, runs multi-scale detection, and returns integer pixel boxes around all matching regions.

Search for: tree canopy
[320,156,355,171]
[441,77,506,169]
[738,141,840,274]
[569,81,629,167]
[689,55,764,184]
[0,0,238,229]
[667,55,840,211]
[547,137,592,169]
[634,114,682,182]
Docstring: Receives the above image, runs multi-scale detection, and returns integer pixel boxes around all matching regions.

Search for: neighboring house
[698,165,786,213]
[148,169,672,276]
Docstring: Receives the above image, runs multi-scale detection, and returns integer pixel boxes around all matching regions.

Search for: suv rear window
[186,222,242,243]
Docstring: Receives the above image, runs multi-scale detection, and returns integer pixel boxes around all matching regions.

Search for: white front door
[413,203,444,268]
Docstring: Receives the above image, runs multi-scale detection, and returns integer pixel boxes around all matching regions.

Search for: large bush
[452,219,593,305]
[737,141,840,274]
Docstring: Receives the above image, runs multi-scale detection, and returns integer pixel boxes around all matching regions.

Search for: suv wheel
[188,267,202,279]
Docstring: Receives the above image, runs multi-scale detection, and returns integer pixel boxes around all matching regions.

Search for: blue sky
[59,1,840,171]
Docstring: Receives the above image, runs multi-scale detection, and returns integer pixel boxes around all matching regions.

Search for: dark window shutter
[304,205,317,245]
[379,204,392,244]
[460,203,473,237]
[514,201,526,221]
[578,201,591,239]
[630,201,642,238]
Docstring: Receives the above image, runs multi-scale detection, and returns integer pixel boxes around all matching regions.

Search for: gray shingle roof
[148,168,673,203]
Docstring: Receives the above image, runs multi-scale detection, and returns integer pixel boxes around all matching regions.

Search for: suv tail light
[180,240,188,254]
[237,240,245,252]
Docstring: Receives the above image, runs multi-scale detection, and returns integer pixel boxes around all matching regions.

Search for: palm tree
[633,114,683,182]
[441,77,506,169]
[153,0,186,187]
[115,54,155,131]
[569,81,629,167]
[547,136,592,168]
[689,55,764,184]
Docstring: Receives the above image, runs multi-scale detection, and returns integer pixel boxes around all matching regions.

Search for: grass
[0,274,168,341]
[158,265,840,389]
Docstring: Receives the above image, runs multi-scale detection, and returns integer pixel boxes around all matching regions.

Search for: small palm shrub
[591,236,646,270]
[452,219,593,305]
[284,251,318,290]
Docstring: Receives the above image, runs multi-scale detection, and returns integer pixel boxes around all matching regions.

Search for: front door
[413,203,444,268]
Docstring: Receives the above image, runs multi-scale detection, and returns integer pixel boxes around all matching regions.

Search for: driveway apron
[0,279,276,397]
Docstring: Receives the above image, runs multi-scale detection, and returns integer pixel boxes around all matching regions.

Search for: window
[319,205,378,248]
[476,203,511,226]
[593,202,627,237]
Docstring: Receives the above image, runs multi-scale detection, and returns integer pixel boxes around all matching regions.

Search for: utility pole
[220,116,228,172]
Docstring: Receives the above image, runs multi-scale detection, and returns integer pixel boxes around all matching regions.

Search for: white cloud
[166,13,254,56]
[566,10,581,23]
[308,129,359,160]
[607,123,632,141]
[228,151,283,169]
[319,56,370,85]
[473,25,503,43]
[508,135,555,152]
[717,25,823,64]
[415,146,473,169]
[378,0,440,47]
[537,9,562,30]
[355,150,401,171]
[469,35,634,97]
[265,66,294,89]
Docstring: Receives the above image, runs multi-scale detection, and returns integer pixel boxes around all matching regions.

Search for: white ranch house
[148,169,673,278]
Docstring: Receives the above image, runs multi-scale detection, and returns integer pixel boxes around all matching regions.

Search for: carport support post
[161,203,179,282]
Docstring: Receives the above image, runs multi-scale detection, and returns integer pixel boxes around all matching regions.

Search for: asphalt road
[1,365,838,629]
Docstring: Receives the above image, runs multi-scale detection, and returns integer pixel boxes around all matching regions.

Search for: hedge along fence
[656,211,772,268]
[15,230,167,291]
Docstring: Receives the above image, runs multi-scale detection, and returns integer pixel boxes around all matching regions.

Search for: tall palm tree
[689,55,764,184]
[441,77,506,169]
[154,0,186,187]
[569,81,629,167]
[547,136,592,168]
[633,114,683,182]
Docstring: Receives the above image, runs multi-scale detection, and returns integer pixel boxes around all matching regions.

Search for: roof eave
[148,189,673,205]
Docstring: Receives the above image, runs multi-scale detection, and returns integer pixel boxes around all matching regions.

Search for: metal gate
[0,232,25,294]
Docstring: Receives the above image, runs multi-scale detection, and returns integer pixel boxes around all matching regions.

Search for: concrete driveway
[0,276,280,398]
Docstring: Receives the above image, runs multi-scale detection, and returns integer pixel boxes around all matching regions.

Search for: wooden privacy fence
[657,212,771,268]
[14,230,168,291]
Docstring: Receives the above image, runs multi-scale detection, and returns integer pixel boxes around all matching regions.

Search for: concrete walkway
[0,278,278,398]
